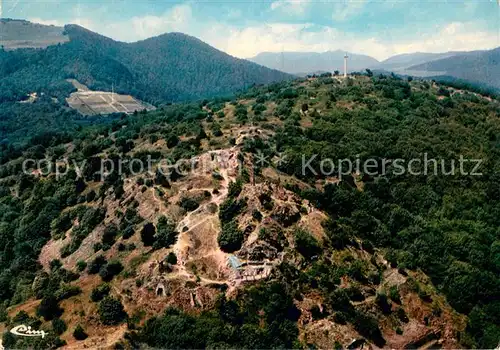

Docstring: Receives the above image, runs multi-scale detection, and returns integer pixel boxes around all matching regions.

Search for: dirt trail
[172,147,238,284]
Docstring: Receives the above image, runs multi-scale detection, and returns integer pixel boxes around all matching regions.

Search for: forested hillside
[0,23,291,104]
[0,74,498,349]
[408,48,500,91]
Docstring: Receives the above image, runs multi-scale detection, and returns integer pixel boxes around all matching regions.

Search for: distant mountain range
[249,48,500,91]
[406,48,500,91]
[0,19,291,103]
[249,51,379,76]
[373,52,467,72]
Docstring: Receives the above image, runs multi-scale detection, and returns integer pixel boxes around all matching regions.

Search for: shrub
[102,224,118,249]
[91,284,111,302]
[376,292,392,314]
[52,318,67,335]
[93,242,102,252]
[98,297,127,325]
[328,289,353,314]
[252,209,263,222]
[211,122,223,137]
[88,255,107,274]
[73,325,88,340]
[333,312,347,325]
[55,284,82,301]
[228,180,243,198]
[99,261,124,282]
[294,229,321,260]
[50,259,63,271]
[389,285,401,304]
[166,252,177,265]
[76,260,87,272]
[178,197,200,212]
[122,225,135,239]
[352,310,385,346]
[396,307,409,323]
[418,287,432,302]
[86,190,96,202]
[346,285,365,302]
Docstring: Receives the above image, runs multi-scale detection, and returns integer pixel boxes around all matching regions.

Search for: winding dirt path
[171,148,238,285]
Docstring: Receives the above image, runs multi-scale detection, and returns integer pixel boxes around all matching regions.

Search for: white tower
[280,45,285,72]
[344,53,349,78]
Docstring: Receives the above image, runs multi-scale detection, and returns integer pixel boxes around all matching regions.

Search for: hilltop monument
[344,53,349,78]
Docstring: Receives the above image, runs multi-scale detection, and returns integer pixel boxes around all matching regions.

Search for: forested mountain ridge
[0,73,498,349]
[374,51,468,71]
[0,22,292,104]
[407,47,500,91]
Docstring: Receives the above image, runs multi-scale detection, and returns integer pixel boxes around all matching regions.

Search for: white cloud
[386,22,499,57]
[332,0,367,21]
[28,9,499,61]
[270,0,310,15]
[226,8,242,19]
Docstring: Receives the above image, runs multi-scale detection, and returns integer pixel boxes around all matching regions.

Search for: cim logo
[10,325,47,338]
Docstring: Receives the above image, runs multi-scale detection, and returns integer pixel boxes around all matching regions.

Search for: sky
[1,0,499,60]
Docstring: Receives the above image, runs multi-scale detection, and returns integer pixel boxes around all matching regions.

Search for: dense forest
[0,73,499,348]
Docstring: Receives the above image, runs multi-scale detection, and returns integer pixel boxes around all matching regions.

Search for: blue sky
[1,0,499,60]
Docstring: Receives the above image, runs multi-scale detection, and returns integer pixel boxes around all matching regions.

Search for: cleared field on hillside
[0,19,69,49]
[66,91,156,116]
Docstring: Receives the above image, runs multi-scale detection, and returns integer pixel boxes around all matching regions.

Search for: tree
[141,222,156,246]
[90,283,111,302]
[87,255,107,274]
[52,318,67,335]
[73,325,88,340]
[37,296,63,321]
[228,180,243,198]
[98,297,127,325]
[178,197,200,212]
[166,252,178,265]
[99,261,123,282]
[375,292,392,314]
[218,221,244,253]
[76,260,87,272]
[294,229,321,260]
[352,310,385,346]
[102,224,118,249]
[167,134,180,148]
[154,216,178,249]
